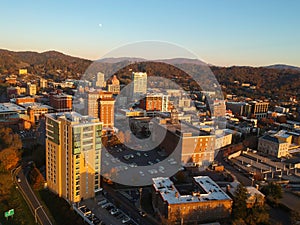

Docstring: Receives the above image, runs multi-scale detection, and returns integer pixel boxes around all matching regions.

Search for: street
[14,167,52,225]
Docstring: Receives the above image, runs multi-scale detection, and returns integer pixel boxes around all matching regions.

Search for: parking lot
[75,194,139,225]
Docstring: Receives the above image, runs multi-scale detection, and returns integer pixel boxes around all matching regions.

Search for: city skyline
[1,0,300,67]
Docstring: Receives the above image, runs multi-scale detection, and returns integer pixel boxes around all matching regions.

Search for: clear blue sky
[1,0,299,66]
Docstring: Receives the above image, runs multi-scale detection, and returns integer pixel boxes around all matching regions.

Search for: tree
[261,182,282,204]
[29,167,45,190]
[0,147,20,171]
[232,184,248,220]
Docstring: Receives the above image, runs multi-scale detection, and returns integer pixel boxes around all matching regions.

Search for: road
[13,166,52,225]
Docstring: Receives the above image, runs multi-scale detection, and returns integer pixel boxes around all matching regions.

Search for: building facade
[26,83,37,96]
[258,135,289,158]
[46,112,102,203]
[49,93,73,112]
[152,118,216,168]
[131,72,147,98]
[249,101,269,119]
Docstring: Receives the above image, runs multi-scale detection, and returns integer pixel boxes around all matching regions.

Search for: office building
[46,112,102,203]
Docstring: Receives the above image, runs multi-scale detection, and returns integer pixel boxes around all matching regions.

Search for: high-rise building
[131,72,147,98]
[98,93,115,128]
[86,91,115,128]
[46,112,102,203]
[86,91,101,118]
[95,72,106,88]
[26,83,37,96]
[49,93,73,112]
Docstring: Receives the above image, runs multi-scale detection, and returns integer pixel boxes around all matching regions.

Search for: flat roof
[152,176,231,204]
[0,103,26,113]
[46,111,100,125]
[19,102,53,110]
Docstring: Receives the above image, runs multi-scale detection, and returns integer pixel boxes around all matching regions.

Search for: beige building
[152,176,232,224]
[215,129,232,149]
[95,72,106,88]
[258,135,289,158]
[26,82,37,96]
[46,112,102,203]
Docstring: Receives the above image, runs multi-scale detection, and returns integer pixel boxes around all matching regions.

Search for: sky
[0,0,300,67]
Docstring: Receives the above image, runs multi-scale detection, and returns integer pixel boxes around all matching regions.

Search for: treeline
[0,49,299,100]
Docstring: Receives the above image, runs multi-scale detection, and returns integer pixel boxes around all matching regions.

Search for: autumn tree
[0,127,22,171]
[29,167,45,190]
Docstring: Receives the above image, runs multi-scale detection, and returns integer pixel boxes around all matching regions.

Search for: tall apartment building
[49,93,73,112]
[46,112,102,203]
[26,83,37,96]
[131,72,147,98]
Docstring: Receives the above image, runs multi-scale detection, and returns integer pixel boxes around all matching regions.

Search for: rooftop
[19,102,53,110]
[0,103,26,113]
[46,111,100,125]
[152,176,231,204]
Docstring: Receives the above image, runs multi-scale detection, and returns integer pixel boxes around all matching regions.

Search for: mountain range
[0,49,299,101]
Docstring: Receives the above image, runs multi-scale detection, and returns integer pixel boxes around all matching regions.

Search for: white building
[132,72,147,97]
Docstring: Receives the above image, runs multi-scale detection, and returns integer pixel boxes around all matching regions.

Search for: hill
[0,49,299,100]
[0,49,91,80]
